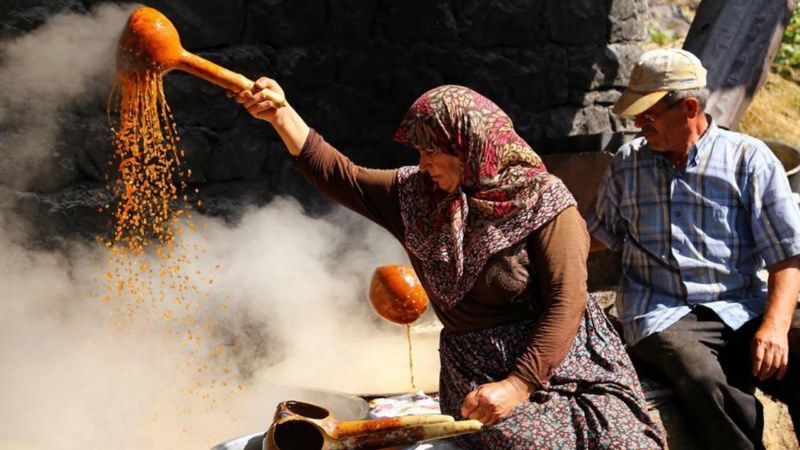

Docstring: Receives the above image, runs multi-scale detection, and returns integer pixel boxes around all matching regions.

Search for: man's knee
[635,330,716,369]
[633,331,731,395]
[672,371,726,400]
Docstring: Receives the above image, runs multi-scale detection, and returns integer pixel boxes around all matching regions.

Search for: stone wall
[0,0,645,218]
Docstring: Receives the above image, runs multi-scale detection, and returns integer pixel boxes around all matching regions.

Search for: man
[589,48,800,449]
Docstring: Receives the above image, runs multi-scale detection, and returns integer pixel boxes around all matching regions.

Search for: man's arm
[753,255,800,380]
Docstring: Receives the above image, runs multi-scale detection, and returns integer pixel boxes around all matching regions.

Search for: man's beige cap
[613,48,708,116]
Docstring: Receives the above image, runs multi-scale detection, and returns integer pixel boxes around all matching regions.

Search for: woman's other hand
[227,77,285,123]
[460,374,533,427]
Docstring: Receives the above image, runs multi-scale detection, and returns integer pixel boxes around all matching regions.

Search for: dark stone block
[164,69,241,130]
[177,127,213,184]
[567,43,641,92]
[608,0,648,43]
[327,0,379,41]
[208,121,271,181]
[7,181,109,244]
[0,0,85,38]
[578,89,622,106]
[610,112,638,134]
[450,47,570,112]
[272,45,338,90]
[244,0,327,46]
[374,0,458,42]
[545,0,609,45]
[455,0,545,47]
[543,105,612,141]
[61,117,115,182]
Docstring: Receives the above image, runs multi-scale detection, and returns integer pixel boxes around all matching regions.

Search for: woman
[233,80,664,449]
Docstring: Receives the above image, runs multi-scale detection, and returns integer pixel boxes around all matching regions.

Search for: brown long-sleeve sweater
[293,129,590,389]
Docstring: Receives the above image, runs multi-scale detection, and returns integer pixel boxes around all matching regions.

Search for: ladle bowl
[116,7,286,106]
[368,265,429,325]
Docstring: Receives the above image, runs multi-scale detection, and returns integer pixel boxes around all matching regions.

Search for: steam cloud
[0,4,421,449]
[0,3,134,190]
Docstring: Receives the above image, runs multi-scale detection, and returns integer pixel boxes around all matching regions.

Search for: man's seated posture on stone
[589,48,800,449]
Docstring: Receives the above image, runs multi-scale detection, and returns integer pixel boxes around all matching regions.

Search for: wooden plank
[683,0,797,129]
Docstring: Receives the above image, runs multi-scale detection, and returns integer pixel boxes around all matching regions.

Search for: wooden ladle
[116,6,286,106]
[264,400,482,450]
[271,400,453,439]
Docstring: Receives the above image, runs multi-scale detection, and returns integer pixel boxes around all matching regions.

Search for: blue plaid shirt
[589,119,800,346]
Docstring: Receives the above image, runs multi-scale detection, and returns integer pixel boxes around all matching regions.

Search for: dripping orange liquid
[406,324,416,390]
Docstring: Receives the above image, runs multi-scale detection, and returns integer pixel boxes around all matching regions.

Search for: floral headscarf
[394,85,576,309]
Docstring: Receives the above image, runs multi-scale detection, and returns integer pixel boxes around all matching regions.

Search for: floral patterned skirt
[438,295,665,449]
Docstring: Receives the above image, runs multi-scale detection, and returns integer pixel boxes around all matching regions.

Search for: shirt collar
[646,114,718,168]
[691,114,717,166]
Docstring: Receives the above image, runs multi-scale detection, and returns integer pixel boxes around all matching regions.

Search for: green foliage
[647,25,677,47]
[773,5,800,81]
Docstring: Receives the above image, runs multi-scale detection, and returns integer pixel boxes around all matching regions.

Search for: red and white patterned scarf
[394,85,576,309]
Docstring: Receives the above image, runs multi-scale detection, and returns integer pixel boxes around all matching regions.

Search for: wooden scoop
[265,418,483,450]
[265,400,482,450]
[271,401,453,439]
[368,265,429,325]
[116,6,286,106]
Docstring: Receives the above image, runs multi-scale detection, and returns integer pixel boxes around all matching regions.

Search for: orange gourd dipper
[116,6,286,106]
[368,265,429,325]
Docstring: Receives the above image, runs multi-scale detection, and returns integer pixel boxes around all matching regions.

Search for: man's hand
[752,321,790,380]
[460,374,533,427]
[754,255,800,380]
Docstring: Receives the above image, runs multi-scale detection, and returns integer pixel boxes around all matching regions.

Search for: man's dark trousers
[630,306,800,450]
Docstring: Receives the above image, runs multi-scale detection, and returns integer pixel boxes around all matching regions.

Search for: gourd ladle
[116,6,286,106]
[264,400,482,450]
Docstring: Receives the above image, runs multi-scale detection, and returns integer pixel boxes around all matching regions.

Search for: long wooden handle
[176,50,287,107]
[339,419,483,449]
[335,414,454,438]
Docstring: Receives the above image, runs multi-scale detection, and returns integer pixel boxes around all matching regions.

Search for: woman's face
[418,148,463,193]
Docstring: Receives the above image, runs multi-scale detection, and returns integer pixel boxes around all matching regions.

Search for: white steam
[0,196,415,449]
[0,3,135,189]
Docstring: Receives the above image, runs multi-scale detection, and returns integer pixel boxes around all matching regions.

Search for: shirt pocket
[619,194,668,251]
[698,198,733,264]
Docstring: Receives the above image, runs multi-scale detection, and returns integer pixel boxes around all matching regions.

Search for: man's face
[634,97,686,152]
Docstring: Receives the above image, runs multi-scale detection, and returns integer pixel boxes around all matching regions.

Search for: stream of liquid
[406,324,416,390]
